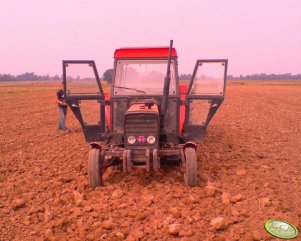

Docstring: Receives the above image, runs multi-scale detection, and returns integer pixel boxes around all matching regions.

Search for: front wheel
[88,148,103,189]
[184,147,197,187]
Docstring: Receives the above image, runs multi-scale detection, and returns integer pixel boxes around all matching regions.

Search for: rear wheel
[184,147,197,187]
[88,148,103,189]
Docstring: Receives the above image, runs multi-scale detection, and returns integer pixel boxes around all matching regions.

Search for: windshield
[113,59,177,95]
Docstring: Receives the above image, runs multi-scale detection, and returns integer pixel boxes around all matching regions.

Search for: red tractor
[63,41,228,188]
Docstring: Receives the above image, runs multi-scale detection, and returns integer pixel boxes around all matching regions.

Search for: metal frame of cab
[183,59,228,141]
[62,60,106,142]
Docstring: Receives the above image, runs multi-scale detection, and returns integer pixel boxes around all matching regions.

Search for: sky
[0,0,300,76]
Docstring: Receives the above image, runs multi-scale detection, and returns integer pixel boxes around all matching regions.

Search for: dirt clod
[115,231,125,240]
[231,194,244,203]
[259,198,271,209]
[169,207,181,218]
[221,192,231,205]
[111,189,124,199]
[102,220,114,229]
[127,230,144,240]
[236,169,247,176]
[179,226,193,237]
[205,185,216,197]
[251,230,262,240]
[11,199,26,210]
[210,217,225,230]
[168,224,181,235]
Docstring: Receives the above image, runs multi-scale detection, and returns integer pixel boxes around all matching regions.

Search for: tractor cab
[110,47,180,146]
[62,41,228,188]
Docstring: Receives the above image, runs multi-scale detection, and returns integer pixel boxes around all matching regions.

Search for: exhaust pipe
[160,40,173,117]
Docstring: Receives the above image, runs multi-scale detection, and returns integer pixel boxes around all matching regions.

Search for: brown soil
[0,81,301,241]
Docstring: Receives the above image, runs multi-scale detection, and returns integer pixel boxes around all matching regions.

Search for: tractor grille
[125,114,158,134]
[125,113,159,151]
[124,113,159,164]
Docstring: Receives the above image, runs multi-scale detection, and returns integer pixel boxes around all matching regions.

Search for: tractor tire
[88,148,103,189]
[184,147,197,187]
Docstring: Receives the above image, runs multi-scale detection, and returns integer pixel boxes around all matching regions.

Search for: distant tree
[16,72,36,81]
[0,74,15,82]
[102,69,114,83]
[179,73,192,80]
[53,75,61,80]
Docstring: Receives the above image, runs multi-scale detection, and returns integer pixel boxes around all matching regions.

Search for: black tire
[88,148,102,189]
[184,147,197,187]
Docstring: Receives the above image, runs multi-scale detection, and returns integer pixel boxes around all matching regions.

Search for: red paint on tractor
[105,93,111,129]
[179,84,187,133]
[114,47,177,59]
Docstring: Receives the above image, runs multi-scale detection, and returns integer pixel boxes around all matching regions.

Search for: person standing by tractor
[56,81,69,132]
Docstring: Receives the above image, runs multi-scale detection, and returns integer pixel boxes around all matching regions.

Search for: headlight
[147,136,156,144]
[128,136,136,144]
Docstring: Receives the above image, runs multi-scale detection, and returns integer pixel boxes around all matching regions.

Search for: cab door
[63,60,106,142]
[183,59,228,142]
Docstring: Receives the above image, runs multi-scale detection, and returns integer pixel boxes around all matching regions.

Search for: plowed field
[0,81,300,241]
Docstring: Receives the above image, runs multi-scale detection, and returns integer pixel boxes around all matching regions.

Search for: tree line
[227,73,301,80]
[1,71,301,82]
[0,72,60,82]
[179,73,301,80]
[0,70,113,82]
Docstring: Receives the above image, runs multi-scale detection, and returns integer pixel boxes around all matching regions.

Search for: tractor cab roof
[114,47,177,59]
